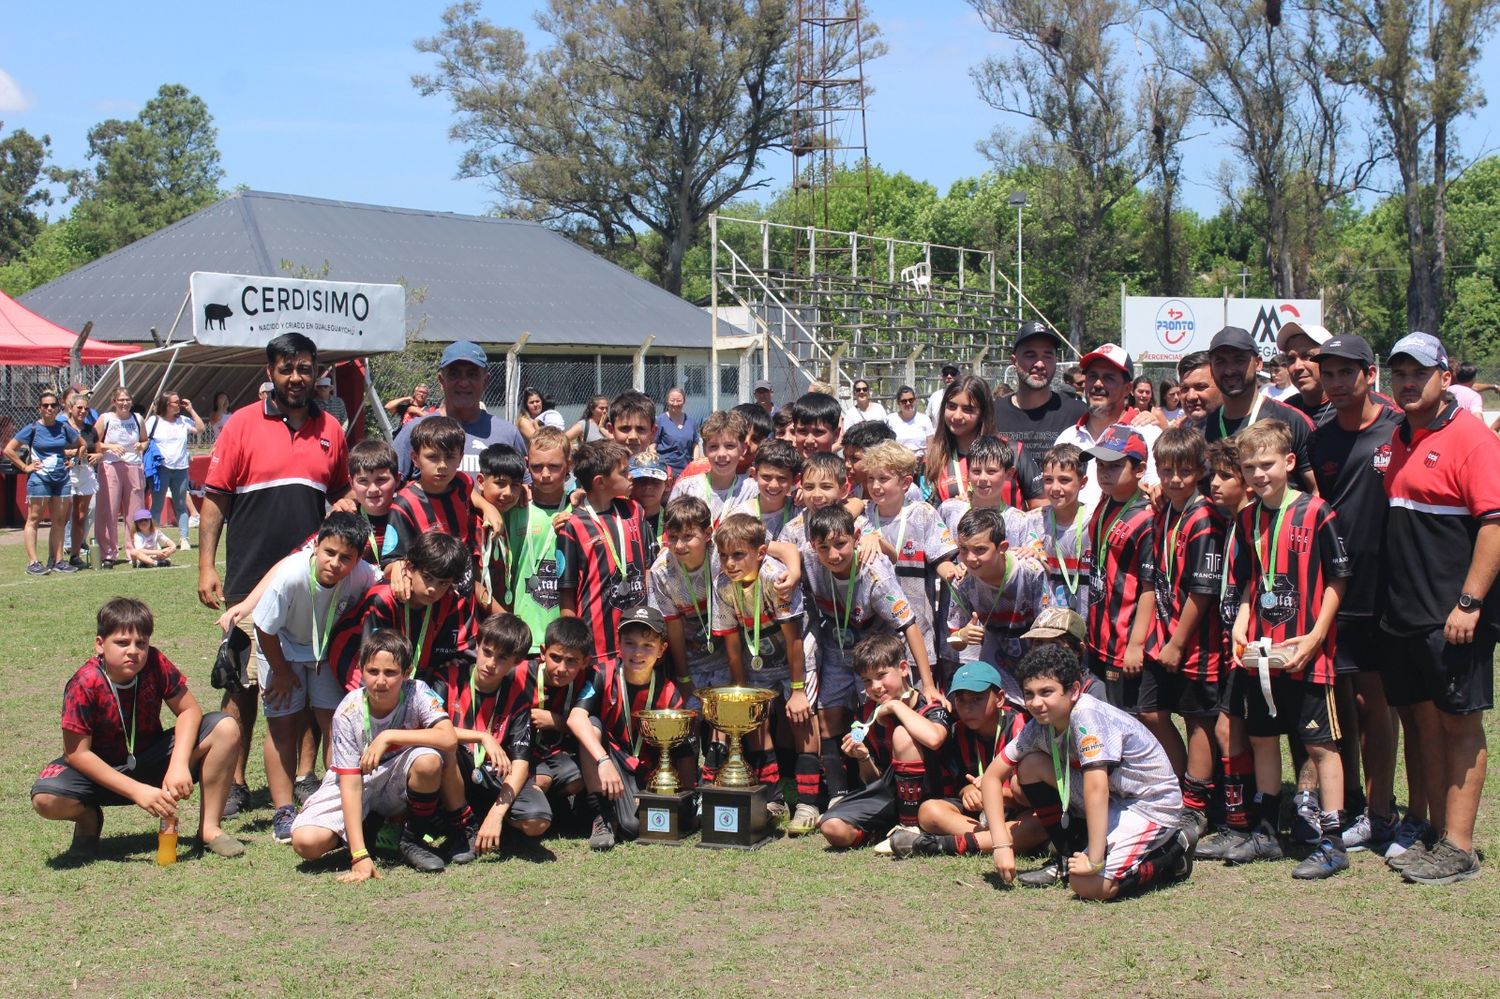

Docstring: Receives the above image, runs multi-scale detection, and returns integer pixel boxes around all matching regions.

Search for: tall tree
[415,0,878,295]
[0,124,53,264]
[1319,0,1500,333]
[968,0,1178,344]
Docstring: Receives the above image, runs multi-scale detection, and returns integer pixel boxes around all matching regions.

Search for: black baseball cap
[1314,334,1375,368]
[618,605,666,636]
[1014,320,1064,350]
[1209,326,1257,355]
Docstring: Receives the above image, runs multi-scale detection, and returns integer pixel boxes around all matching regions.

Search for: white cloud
[0,68,31,112]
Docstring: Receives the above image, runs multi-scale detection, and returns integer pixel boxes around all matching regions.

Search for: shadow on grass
[44,830,158,870]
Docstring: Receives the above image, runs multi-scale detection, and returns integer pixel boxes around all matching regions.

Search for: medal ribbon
[624,672,659,760]
[1049,724,1071,828]
[307,555,341,663]
[676,559,714,652]
[1092,490,1140,564]
[361,687,407,755]
[827,551,860,644]
[1217,391,1265,440]
[98,663,137,769]
[871,506,911,565]
[403,603,433,666]
[584,501,627,581]
[731,574,764,661]
[1253,491,1298,602]
[1045,506,1085,596]
[468,670,494,770]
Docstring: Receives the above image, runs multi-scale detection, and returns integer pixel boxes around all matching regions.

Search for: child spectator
[126,508,176,568]
[31,597,245,859]
[288,629,466,877]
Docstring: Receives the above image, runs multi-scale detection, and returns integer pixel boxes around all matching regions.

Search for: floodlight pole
[1009,191,1028,324]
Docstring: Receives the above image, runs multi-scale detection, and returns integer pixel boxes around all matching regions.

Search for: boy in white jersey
[748,439,801,542]
[668,409,758,528]
[648,496,727,703]
[946,507,1047,701]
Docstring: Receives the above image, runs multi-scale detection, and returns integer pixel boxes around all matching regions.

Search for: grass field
[1,533,1498,998]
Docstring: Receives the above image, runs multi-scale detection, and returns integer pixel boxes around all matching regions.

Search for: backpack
[142,417,164,492]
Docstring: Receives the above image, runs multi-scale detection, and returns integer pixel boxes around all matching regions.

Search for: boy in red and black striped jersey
[473,443,527,619]
[326,532,474,689]
[386,416,501,572]
[1147,426,1227,836]
[1082,426,1156,712]
[528,618,595,813]
[819,635,953,850]
[558,441,652,663]
[568,607,696,851]
[886,662,1042,859]
[428,614,553,856]
[346,439,402,566]
[1227,419,1352,878]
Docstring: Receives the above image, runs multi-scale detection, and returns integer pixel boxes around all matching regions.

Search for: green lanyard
[467,670,495,770]
[1217,392,1264,440]
[99,663,138,771]
[624,673,659,759]
[1045,507,1084,596]
[827,551,860,643]
[973,723,1003,777]
[1049,724,1071,828]
[676,559,714,652]
[731,575,765,666]
[870,506,911,562]
[1161,502,1187,585]
[359,509,380,562]
[1253,491,1298,606]
[308,555,341,663]
[361,688,406,754]
[1092,490,1140,562]
[583,501,626,580]
[985,553,1012,622]
[404,603,433,664]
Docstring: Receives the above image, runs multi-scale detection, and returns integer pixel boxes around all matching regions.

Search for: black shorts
[1173,673,1221,718]
[533,751,582,790]
[1243,674,1337,744]
[1379,629,1495,715]
[457,745,552,828]
[30,712,229,804]
[821,768,896,836]
[1136,662,1174,714]
[1334,617,1382,675]
[1089,655,1143,714]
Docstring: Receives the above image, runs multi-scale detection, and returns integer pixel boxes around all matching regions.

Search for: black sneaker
[221,783,251,819]
[887,827,939,859]
[1018,860,1065,888]
[1181,807,1209,841]
[1224,825,1285,865]
[444,830,478,865]
[588,815,616,852]
[1195,828,1249,861]
[26,561,49,576]
[1402,837,1482,885]
[69,554,90,570]
[293,775,320,806]
[399,827,447,872]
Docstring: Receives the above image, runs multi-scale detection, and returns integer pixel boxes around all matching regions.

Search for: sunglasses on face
[854,386,869,394]
[40,402,59,409]
[898,397,915,405]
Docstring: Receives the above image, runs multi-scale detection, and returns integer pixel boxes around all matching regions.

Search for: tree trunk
[1427,114,1449,335]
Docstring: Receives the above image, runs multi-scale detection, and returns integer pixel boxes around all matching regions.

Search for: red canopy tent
[0,290,140,366]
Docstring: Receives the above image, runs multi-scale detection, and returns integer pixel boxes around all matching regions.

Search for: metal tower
[790,0,873,236]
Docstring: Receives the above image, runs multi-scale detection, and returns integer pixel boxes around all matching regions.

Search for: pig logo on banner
[203,303,233,330]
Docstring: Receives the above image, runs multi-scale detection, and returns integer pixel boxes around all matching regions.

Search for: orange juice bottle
[156,816,178,866]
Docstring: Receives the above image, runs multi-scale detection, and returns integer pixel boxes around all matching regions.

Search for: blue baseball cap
[1084,424,1148,463]
[629,452,669,481]
[948,662,1006,695]
[440,341,488,369]
[1389,332,1449,372]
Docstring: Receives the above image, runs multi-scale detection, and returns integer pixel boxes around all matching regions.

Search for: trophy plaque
[696,686,777,849]
[634,708,699,843]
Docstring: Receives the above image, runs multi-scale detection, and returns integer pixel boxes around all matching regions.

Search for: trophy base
[697,784,773,850]
[636,790,698,844]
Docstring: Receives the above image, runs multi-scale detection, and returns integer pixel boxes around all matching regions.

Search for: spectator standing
[928,364,960,418]
[753,379,775,414]
[653,387,698,474]
[385,382,436,425]
[885,386,934,459]
[64,389,100,568]
[844,378,887,427]
[4,390,82,575]
[572,395,613,445]
[93,388,148,568]
[208,391,233,434]
[992,322,1086,459]
[392,342,527,479]
[314,376,349,430]
[147,391,205,552]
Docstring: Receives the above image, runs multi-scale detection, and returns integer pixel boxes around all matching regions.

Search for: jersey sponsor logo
[1258,575,1298,626]
[526,559,560,608]
[889,597,910,618]
[1078,733,1103,761]
[1425,450,1441,468]
[1372,443,1391,473]
[319,437,331,453]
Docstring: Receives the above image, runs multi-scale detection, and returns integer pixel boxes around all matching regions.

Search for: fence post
[905,344,924,389]
[504,332,530,422]
[633,335,655,392]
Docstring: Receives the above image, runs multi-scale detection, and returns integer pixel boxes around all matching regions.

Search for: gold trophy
[697,686,778,848]
[633,707,699,842]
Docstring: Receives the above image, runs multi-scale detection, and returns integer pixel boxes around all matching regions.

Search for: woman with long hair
[64,390,101,568]
[93,387,148,568]
[517,386,549,442]
[4,389,83,574]
[924,374,998,504]
[568,394,612,445]
[1131,376,1157,415]
[1158,379,1184,423]
[147,390,205,550]
[208,390,233,433]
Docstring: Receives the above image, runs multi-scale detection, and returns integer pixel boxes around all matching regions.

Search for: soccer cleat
[1224,825,1285,865]
[1385,815,1434,861]
[1181,807,1209,841]
[1292,838,1351,880]
[50,559,79,574]
[293,775,320,806]
[271,805,297,844]
[787,803,820,836]
[221,783,250,819]
[588,815,616,852]
[375,821,403,855]
[1402,838,1482,885]
[26,561,49,576]
[1194,828,1250,861]
[444,832,478,866]
[765,799,789,823]
[1290,790,1321,844]
[398,827,447,872]
[1173,828,1196,882]
[1017,860,1065,888]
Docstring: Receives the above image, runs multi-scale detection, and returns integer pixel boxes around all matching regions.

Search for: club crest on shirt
[1372,443,1392,473]
[319,437,331,452]
[1424,449,1441,468]
[1287,525,1313,554]
[1258,575,1298,626]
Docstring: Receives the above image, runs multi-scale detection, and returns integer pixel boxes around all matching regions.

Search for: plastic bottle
[157,816,178,866]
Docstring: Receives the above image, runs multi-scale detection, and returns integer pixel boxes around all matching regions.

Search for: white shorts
[290,746,441,840]
[69,463,98,497]
[256,656,346,718]
[1099,801,1173,882]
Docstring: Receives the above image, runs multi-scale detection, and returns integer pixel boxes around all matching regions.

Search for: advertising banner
[1123,295,1322,363]
[189,271,406,352]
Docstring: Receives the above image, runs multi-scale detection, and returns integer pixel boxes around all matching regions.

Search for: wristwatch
[1458,592,1481,611]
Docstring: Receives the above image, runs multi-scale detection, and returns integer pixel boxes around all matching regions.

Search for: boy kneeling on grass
[290,629,466,879]
[31,597,244,860]
[982,644,1193,900]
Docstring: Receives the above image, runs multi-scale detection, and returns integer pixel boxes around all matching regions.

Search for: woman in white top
[209,390,233,434]
[93,388,148,567]
[843,378,887,426]
[148,390,205,549]
[884,385,934,459]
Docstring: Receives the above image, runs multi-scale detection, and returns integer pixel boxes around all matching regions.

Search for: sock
[1116,834,1186,896]
[1181,774,1212,814]
[1021,780,1069,858]
[936,832,980,856]
[1321,809,1345,841]
[893,760,925,827]
[795,753,821,808]
[407,788,440,836]
[1253,791,1282,834]
[586,791,612,828]
[751,750,781,788]
[847,827,870,848]
[443,803,473,835]
[701,740,726,786]
[1223,753,1253,831]
[821,737,848,798]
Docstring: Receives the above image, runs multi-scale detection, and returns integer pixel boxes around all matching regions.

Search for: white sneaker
[179,538,191,551]
[189,515,200,528]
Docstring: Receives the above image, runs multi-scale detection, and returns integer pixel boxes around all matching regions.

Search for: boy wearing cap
[1202,325,1317,493]
[568,606,695,851]
[1053,344,1160,509]
[1308,335,1403,854]
[1081,426,1157,713]
[630,451,670,558]
[1377,332,1500,885]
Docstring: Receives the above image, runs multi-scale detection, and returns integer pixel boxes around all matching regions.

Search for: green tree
[0,124,53,264]
[415,1,880,296]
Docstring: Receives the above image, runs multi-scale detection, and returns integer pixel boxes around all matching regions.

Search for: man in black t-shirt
[1202,326,1316,492]
[1309,335,1402,852]
[992,323,1086,502]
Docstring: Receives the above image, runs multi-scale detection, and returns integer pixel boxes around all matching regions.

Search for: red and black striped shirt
[576,659,687,774]
[1231,491,1351,684]
[557,499,651,662]
[428,659,537,763]
[326,582,473,689]
[857,692,953,796]
[1085,493,1156,668]
[532,665,595,760]
[388,471,481,564]
[1148,495,1226,681]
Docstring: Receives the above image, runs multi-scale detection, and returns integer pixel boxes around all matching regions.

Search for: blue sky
[2,1,1496,225]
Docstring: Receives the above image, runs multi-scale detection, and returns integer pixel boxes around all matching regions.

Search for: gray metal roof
[19,190,711,349]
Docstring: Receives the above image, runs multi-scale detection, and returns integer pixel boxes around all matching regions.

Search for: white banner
[1123,295,1322,363]
[189,271,406,352]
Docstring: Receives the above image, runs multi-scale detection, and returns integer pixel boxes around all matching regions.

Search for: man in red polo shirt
[197,332,350,816]
[1380,332,1500,885]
